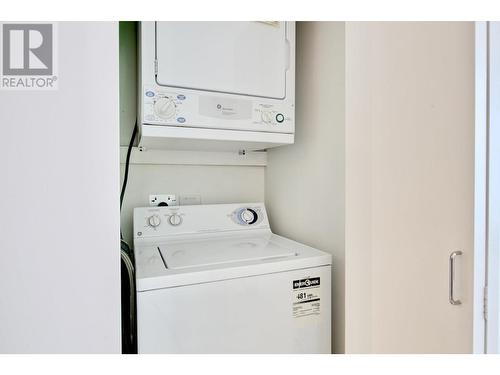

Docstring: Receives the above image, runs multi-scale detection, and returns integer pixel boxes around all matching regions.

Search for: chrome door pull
[449,251,463,305]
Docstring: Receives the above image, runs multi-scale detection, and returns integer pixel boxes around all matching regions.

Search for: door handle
[449,251,463,305]
[284,38,291,71]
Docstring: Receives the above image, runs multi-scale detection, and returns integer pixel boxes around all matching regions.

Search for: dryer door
[155,21,289,99]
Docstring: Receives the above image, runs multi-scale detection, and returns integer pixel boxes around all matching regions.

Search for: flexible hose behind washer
[121,244,136,353]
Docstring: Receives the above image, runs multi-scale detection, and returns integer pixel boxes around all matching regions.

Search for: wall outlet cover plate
[149,194,178,207]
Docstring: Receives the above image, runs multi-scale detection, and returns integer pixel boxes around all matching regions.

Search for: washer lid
[159,236,296,270]
[135,233,332,291]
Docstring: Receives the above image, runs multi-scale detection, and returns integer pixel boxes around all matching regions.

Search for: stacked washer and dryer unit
[134,21,332,353]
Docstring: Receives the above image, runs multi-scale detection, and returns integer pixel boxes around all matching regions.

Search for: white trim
[139,124,294,152]
[120,147,268,167]
[486,21,500,354]
[474,21,488,354]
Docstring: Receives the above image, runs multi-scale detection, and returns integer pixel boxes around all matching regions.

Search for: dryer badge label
[292,277,321,319]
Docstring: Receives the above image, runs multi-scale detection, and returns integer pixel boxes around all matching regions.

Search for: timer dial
[154,97,176,120]
[169,214,182,226]
[239,208,258,225]
[148,215,161,228]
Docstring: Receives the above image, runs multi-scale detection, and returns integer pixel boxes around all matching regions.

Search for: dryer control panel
[142,86,293,133]
[134,203,270,240]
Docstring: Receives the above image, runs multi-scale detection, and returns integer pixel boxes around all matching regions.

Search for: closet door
[346,22,475,353]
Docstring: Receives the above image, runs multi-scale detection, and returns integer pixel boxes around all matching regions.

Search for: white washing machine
[133,203,332,353]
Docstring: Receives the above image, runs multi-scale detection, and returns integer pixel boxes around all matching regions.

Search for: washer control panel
[134,203,270,239]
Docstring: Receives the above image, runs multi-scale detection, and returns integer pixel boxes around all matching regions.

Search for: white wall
[344,22,373,353]
[265,22,346,353]
[0,22,121,353]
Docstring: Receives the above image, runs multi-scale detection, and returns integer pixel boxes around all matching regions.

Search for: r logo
[2,24,53,76]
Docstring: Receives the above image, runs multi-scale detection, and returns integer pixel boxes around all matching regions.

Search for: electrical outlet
[179,194,201,206]
[149,194,178,207]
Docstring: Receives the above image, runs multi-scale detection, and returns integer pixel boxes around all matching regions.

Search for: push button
[276,113,285,123]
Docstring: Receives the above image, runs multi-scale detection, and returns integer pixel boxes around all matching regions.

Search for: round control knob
[261,111,273,124]
[169,214,182,226]
[148,215,161,228]
[154,97,176,120]
[239,209,258,225]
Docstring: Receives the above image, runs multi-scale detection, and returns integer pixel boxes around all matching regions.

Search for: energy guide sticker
[292,277,321,318]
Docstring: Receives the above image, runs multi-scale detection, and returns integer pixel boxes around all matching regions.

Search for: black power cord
[120,123,138,240]
[121,122,138,210]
